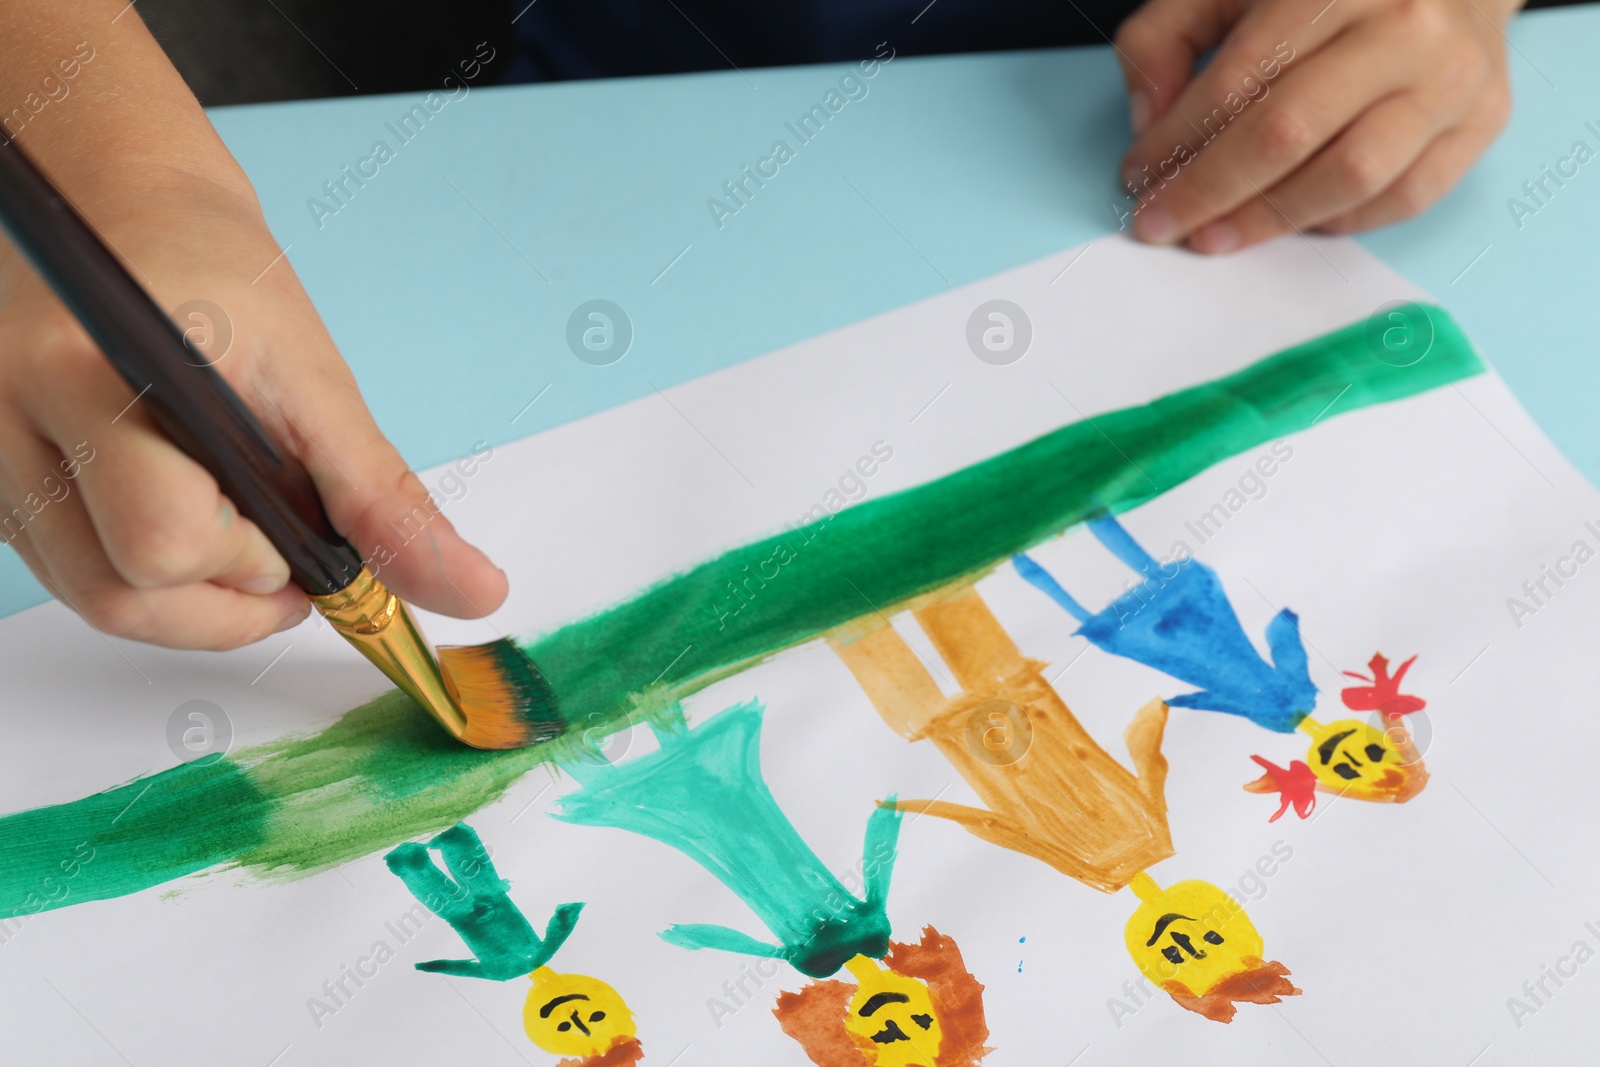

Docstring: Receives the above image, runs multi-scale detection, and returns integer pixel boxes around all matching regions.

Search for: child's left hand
[1113,0,1521,252]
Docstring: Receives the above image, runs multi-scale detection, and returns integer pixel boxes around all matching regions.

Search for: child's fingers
[251,335,509,620]
[1120,0,1360,203]
[1187,93,1441,252]
[0,429,308,649]
[1317,94,1509,233]
[21,338,291,595]
[1113,0,1245,131]
[1125,17,1418,246]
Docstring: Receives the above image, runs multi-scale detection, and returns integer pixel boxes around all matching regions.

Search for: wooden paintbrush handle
[0,136,363,596]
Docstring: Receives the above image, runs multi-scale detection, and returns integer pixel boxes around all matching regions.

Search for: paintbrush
[0,135,554,750]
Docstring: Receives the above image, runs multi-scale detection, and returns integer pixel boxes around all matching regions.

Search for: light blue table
[2,5,1593,614]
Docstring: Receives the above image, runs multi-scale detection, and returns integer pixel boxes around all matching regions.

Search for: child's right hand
[0,0,512,652]
[0,137,508,650]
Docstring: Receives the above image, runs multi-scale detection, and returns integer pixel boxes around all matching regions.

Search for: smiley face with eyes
[1300,717,1425,802]
[775,927,989,1067]
[1124,879,1264,998]
[522,967,637,1060]
[1123,874,1300,1022]
[841,954,944,1067]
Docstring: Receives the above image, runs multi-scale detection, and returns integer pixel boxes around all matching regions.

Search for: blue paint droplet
[1017,935,1027,973]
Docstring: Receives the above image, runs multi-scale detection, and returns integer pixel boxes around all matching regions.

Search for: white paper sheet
[1,234,1594,1066]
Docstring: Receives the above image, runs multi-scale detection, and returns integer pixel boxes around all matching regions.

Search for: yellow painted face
[1303,717,1411,800]
[1124,880,1263,996]
[522,967,636,1057]
[841,955,943,1067]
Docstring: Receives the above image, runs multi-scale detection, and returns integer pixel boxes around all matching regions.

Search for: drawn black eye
[1203,931,1224,945]
[590,1011,607,1023]
[1334,763,1361,780]
[1162,946,1184,965]
[557,1021,572,1032]
[911,1013,933,1030]
[1365,744,1387,762]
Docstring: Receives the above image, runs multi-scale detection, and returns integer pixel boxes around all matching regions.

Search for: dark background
[137,0,1583,107]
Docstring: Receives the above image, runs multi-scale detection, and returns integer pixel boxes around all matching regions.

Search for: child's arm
[0,0,506,648]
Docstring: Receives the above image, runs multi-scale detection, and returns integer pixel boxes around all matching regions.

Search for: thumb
[1113,0,1242,134]
[258,364,509,620]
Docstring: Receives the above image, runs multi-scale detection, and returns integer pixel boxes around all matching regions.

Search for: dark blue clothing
[504,0,1141,82]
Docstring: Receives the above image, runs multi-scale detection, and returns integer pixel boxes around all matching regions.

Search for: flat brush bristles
[438,637,564,750]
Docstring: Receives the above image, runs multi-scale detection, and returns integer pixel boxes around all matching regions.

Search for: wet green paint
[0,693,556,918]
[231,692,552,876]
[556,701,899,978]
[0,304,1482,915]
[524,303,1482,727]
[0,758,267,920]
[385,823,583,980]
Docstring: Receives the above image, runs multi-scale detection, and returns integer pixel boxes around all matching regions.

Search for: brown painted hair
[558,1036,645,1067]
[1164,957,1300,1023]
[774,926,991,1066]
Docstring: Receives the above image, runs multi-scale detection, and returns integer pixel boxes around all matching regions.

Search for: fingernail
[1191,221,1240,255]
[1129,92,1152,135]
[1136,207,1182,245]
[240,567,290,596]
[273,604,309,634]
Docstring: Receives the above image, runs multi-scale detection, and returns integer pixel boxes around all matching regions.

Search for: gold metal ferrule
[312,568,468,739]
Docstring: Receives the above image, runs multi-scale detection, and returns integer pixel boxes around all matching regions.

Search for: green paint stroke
[556,701,899,978]
[0,692,551,919]
[0,303,1482,916]
[385,823,583,980]
[529,303,1481,727]
[0,758,267,920]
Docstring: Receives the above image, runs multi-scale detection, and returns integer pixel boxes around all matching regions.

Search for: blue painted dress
[1014,514,1316,733]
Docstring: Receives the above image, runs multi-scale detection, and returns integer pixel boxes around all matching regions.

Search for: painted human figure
[384,823,644,1066]
[554,700,900,978]
[828,580,1297,1022]
[1014,514,1428,816]
[551,700,990,1062]
[828,582,1173,891]
[1243,652,1429,815]
[1013,513,1315,732]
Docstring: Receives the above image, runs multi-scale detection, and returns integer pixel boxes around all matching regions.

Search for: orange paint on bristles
[439,637,563,750]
